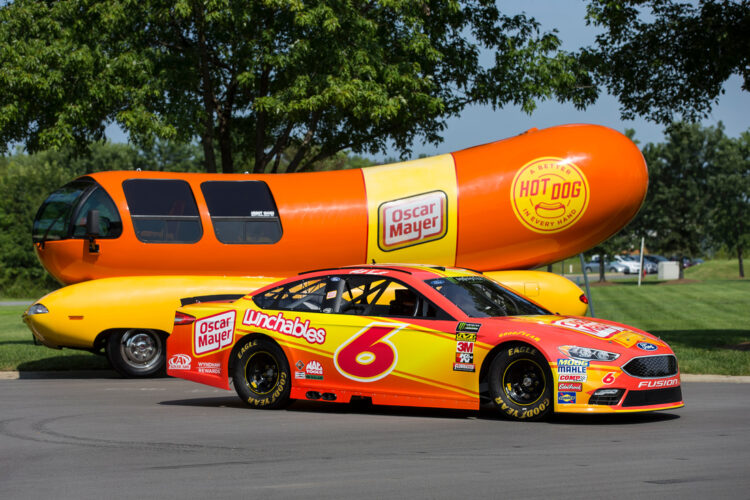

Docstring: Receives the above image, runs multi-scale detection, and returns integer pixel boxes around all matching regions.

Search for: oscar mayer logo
[510,157,590,233]
[194,311,236,356]
[378,191,447,251]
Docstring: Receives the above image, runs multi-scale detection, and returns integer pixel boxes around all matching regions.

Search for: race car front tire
[232,338,291,409]
[106,329,166,378]
[488,344,553,421]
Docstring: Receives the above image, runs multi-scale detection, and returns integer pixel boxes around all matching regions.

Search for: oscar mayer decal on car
[194,311,236,356]
[510,157,590,234]
[242,310,326,345]
[334,322,404,382]
[378,191,448,251]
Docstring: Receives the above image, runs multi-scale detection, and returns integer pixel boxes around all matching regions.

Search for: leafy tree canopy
[0,0,597,173]
[586,0,750,124]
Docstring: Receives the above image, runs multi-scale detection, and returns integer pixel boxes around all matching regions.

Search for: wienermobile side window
[200,181,283,244]
[33,178,122,243]
[122,179,203,243]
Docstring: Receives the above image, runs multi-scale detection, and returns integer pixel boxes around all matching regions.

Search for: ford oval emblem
[637,342,658,351]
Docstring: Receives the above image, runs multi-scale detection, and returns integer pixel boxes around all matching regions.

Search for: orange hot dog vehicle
[32,124,647,284]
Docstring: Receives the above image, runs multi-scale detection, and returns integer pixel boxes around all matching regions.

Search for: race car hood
[478,315,669,358]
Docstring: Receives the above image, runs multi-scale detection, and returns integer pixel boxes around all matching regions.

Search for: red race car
[167,265,683,421]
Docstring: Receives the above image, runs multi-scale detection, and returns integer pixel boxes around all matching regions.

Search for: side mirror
[86,210,100,253]
[86,210,101,237]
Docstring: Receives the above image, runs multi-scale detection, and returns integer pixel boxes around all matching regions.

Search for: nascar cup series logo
[510,157,590,233]
[378,191,447,251]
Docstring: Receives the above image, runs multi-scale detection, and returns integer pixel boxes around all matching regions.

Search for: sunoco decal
[378,191,447,251]
[510,157,590,234]
[194,311,236,355]
[558,392,577,404]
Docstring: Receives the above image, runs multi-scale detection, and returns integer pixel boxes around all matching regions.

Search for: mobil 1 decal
[378,191,448,251]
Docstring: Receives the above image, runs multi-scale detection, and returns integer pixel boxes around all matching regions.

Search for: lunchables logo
[242,310,326,345]
[378,191,447,251]
[510,157,590,233]
[194,311,236,355]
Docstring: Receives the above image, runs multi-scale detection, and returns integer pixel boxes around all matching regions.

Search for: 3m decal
[558,382,582,392]
[168,354,191,370]
[456,322,481,333]
[510,157,590,233]
[334,323,403,382]
[194,311,236,355]
[557,358,589,382]
[552,318,624,338]
[456,341,474,353]
[243,310,326,345]
[637,342,658,351]
[558,392,577,404]
[456,332,477,342]
[378,191,447,251]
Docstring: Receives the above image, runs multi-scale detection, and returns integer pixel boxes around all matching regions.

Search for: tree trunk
[201,133,217,173]
[195,4,217,174]
[739,245,745,278]
[218,117,233,174]
[598,253,606,282]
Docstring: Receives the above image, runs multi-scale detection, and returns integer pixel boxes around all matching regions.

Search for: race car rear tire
[488,344,552,421]
[106,329,165,378]
[232,338,291,409]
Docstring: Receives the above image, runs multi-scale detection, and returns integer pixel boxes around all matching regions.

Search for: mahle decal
[510,157,590,233]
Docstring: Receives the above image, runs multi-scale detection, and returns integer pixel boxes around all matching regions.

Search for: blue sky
[382,1,750,161]
[105,1,749,161]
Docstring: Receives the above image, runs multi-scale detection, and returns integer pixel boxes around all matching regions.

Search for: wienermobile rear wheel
[105,329,166,377]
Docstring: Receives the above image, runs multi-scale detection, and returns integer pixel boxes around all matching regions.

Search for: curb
[1,371,750,382]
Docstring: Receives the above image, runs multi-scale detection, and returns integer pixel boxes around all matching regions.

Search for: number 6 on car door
[334,323,405,382]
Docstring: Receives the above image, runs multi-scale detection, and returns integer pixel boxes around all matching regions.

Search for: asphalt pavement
[1,375,749,499]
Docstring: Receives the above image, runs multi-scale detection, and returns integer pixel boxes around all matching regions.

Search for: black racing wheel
[232,338,291,409]
[488,344,553,421]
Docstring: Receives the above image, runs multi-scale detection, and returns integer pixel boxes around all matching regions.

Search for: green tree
[586,0,749,124]
[637,122,725,276]
[708,130,749,277]
[1,0,597,174]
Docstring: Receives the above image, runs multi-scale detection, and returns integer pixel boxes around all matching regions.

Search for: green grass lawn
[1,260,747,374]
[589,279,750,375]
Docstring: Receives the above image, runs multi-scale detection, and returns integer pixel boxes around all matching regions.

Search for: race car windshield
[425,276,549,318]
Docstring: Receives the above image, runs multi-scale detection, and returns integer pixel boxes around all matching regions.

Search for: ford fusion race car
[167,265,683,421]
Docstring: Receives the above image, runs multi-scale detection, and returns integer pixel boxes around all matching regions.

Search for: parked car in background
[613,255,642,274]
[583,259,628,274]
